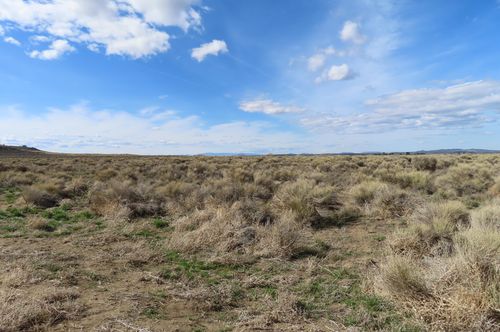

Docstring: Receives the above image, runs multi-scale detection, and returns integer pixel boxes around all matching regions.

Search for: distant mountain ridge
[0,145,44,157]
[200,149,500,156]
[1,145,500,157]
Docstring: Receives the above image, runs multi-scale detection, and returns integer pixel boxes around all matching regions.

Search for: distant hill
[411,149,500,155]
[0,145,45,157]
[1,145,500,157]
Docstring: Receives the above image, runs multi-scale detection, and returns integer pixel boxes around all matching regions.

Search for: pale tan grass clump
[389,201,469,258]
[88,180,163,220]
[272,178,359,228]
[377,200,500,331]
[489,177,500,197]
[436,164,494,198]
[0,288,83,331]
[370,185,416,219]
[349,180,388,206]
[168,207,241,254]
[255,210,314,259]
[22,185,59,208]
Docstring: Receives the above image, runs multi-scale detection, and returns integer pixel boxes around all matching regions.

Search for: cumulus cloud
[340,20,366,44]
[315,64,355,83]
[4,36,20,46]
[0,104,305,154]
[307,54,326,72]
[191,39,228,62]
[239,99,305,115]
[29,39,75,60]
[301,80,500,133]
[0,0,203,59]
[307,46,335,72]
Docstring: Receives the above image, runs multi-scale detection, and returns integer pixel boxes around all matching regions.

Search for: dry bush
[89,180,163,220]
[389,201,469,257]
[168,206,253,255]
[370,185,416,219]
[411,156,437,172]
[22,186,59,208]
[377,200,500,331]
[272,179,358,228]
[394,170,435,193]
[436,164,494,198]
[489,177,500,197]
[237,290,309,329]
[349,180,388,206]
[255,210,314,259]
[0,288,83,331]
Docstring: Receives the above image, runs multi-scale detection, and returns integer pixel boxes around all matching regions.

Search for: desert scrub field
[0,154,499,331]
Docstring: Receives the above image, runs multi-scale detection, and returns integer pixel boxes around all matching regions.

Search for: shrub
[22,186,58,208]
[411,157,437,172]
[436,164,493,198]
[389,201,469,257]
[377,200,500,331]
[350,181,388,205]
[378,255,429,300]
[255,210,319,259]
[371,185,415,219]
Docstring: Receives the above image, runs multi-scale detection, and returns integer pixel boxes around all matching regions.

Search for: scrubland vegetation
[0,153,499,331]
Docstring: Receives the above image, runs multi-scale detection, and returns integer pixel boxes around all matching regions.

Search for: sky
[1,0,500,154]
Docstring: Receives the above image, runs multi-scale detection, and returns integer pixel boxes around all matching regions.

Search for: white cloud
[0,0,203,59]
[30,35,50,43]
[4,36,20,46]
[307,53,326,72]
[29,39,75,60]
[191,39,228,62]
[0,104,305,154]
[315,64,354,83]
[0,25,4,36]
[340,20,366,44]
[239,99,305,115]
[301,80,500,133]
[307,46,336,72]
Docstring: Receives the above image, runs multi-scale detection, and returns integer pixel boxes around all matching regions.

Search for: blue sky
[1,0,500,154]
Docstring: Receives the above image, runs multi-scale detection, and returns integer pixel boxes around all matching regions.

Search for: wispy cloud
[0,104,305,154]
[301,81,500,133]
[0,0,203,59]
[4,36,20,46]
[239,99,305,115]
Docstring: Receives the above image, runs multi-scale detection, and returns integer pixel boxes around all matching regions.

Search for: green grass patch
[162,250,244,283]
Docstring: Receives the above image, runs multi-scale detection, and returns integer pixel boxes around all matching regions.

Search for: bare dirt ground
[0,216,396,331]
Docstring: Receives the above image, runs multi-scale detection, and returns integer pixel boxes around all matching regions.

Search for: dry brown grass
[0,288,83,331]
[1,153,499,331]
[377,200,500,331]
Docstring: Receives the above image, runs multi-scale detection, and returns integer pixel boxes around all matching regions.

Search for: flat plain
[0,151,499,331]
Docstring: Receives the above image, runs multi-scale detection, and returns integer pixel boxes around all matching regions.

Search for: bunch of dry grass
[271,179,358,228]
[436,164,494,198]
[255,210,313,259]
[22,185,59,208]
[411,156,437,172]
[389,201,469,257]
[0,288,83,331]
[377,200,500,331]
[89,180,163,220]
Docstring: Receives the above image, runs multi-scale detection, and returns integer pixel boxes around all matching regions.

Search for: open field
[0,153,499,331]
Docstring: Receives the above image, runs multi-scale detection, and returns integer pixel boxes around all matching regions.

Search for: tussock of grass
[377,200,500,331]
[0,288,83,331]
